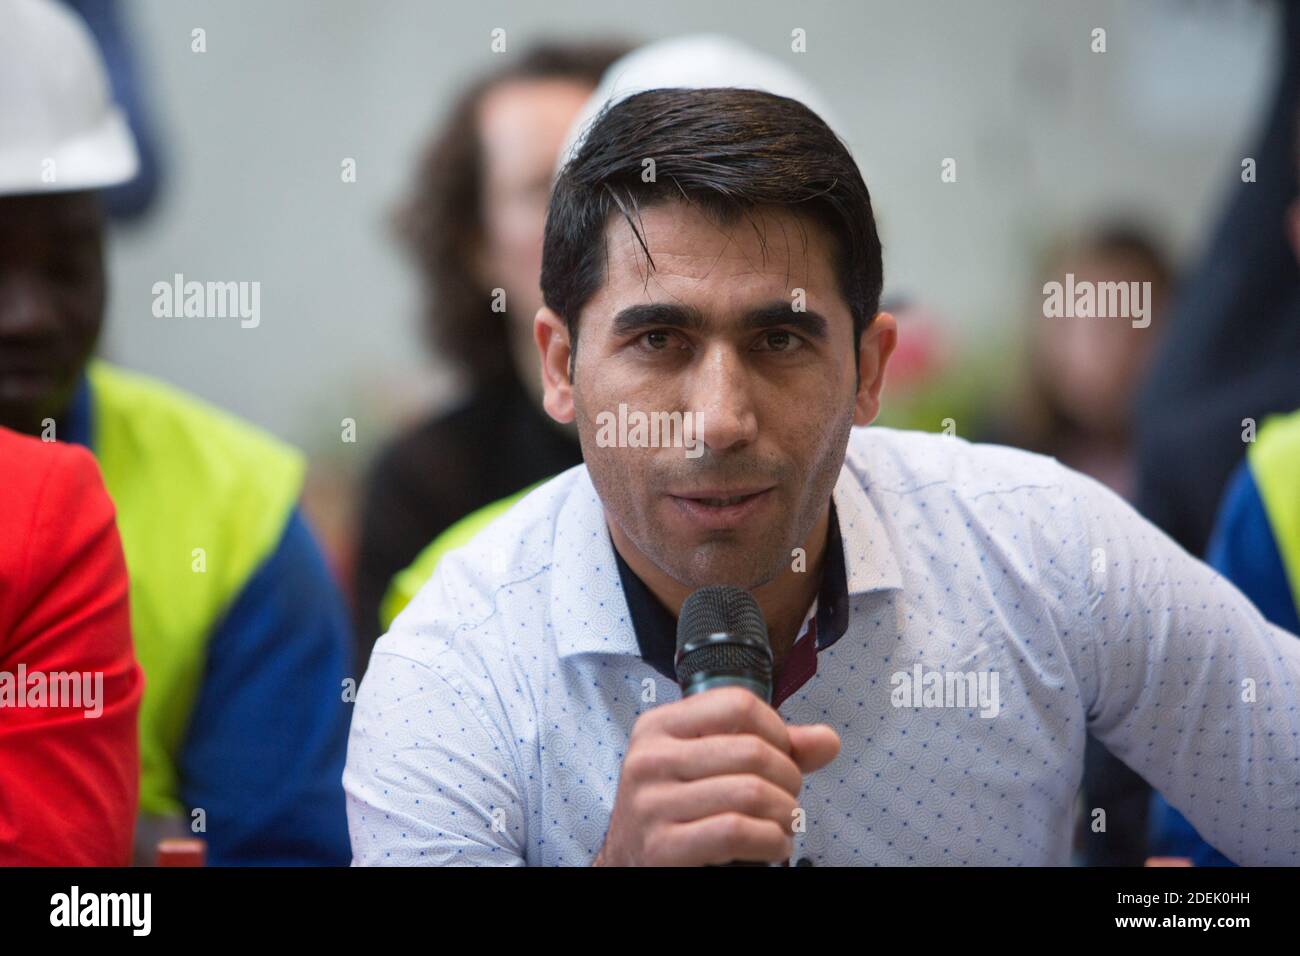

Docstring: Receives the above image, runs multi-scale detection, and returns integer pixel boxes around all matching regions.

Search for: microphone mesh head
[676,642,771,687]
[675,586,771,688]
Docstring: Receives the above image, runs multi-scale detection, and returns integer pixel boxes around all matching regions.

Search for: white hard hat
[0,0,139,195]
[557,34,847,175]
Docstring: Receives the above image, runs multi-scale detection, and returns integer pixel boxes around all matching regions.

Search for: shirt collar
[551,461,904,675]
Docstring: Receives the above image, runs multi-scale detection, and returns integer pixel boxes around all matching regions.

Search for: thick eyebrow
[610,300,831,342]
[740,301,829,341]
[610,302,708,338]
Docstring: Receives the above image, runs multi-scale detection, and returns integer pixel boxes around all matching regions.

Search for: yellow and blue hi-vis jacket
[62,361,351,865]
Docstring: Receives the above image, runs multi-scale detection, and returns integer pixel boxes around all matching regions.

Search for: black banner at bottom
[0,864,1285,941]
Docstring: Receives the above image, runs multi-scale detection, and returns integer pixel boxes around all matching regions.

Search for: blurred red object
[882,301,953,395]
[156,838,206,867]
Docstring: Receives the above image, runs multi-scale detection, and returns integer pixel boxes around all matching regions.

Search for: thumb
[787,723,840,773]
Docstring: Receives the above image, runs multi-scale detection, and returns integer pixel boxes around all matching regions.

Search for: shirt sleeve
[1149,459,1300,864]
[177,507,352,865]
[344,646,526,866]
[1064,467,1300,866]
[0,439,143,866]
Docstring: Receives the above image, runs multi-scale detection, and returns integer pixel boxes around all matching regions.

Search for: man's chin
[671,541,789,592]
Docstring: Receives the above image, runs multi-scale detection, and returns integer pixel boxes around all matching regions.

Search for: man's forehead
[601,201,837,285]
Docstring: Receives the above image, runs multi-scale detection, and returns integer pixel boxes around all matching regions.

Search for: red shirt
[0,426,143,865]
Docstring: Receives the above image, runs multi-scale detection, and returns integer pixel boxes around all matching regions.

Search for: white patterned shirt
[345,427,1300,865]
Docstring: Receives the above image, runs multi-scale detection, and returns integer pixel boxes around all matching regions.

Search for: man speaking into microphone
[345,87,1300,866]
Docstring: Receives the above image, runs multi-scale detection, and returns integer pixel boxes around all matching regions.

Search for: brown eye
[757,330,802,352]
[643,330,671,350]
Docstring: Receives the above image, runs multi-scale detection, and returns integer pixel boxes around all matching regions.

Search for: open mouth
[693,493,758,507]
[667,487,776,530]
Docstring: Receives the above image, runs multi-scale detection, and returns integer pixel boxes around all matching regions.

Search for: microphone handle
[685,676,778,867]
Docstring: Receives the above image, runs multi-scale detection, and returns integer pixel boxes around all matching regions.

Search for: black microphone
[675,586,777,866]
[675,586,773,702]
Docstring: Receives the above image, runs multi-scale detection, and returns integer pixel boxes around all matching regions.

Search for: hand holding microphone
[594,587,840,866]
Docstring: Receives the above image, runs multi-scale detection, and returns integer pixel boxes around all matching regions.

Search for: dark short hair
[541,87,883,354]
[396,40,630,387]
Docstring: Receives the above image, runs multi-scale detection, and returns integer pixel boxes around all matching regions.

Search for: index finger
[648,686,792,755]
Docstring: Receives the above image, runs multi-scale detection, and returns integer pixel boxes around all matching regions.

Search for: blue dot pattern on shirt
[343,427,1300,865]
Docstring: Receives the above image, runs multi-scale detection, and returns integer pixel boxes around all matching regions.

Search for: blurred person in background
[60,0,164,220]
[0,0,350,865]
[983,225,1173,865]
[1134,4,1300,561]
[0,427,143,866]
[994,225,1173,498]
[352,40,630,669]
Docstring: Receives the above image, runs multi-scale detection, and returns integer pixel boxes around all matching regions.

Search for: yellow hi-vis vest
[379,482,543,632]
[87,361,304,815]
[1250,409,1300,619]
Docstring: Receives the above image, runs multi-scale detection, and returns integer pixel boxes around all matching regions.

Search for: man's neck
[606,504,830,668]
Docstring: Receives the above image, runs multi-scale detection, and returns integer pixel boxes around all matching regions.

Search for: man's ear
[535,306,575,424]
[853,311,897,426]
